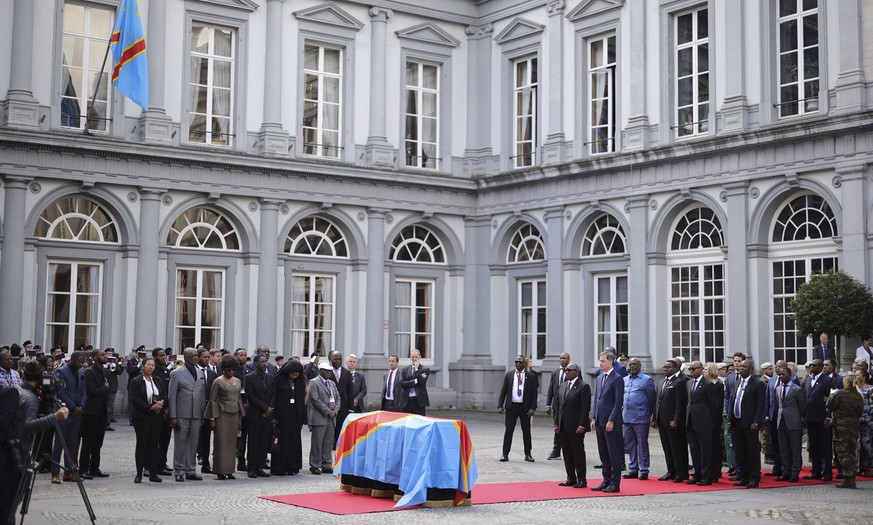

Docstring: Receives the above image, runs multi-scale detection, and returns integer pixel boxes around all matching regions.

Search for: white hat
[761,362,773,369]
[318,362,333,371]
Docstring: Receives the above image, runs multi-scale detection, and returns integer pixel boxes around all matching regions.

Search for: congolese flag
[110,0,148,109]
[335,411,478,508]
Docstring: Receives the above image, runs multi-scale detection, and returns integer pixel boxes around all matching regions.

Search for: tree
[790,269,873,365]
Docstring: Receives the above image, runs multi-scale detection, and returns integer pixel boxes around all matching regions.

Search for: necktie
[692,378,699,396]
[516,371,523,397]
[560,369,565,384]
[781,383,788,403]
[387,370,394,398]
[334,368,340,381]
[734,379,745,418]
[326,379,336,411]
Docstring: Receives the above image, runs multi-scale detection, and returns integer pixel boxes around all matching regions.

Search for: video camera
[36,372,58,415]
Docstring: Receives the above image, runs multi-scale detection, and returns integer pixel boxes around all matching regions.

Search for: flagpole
[83,38,113,135]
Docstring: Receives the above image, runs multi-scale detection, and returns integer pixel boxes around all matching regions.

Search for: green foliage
[790,269,873,344]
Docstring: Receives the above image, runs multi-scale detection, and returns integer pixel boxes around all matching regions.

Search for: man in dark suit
[398,349,430,416]
[328,350,355,444]
[0,385,21,519]
[197,348,220,474]
[245,354,274,478]
[545,352,571,460]
[803,359,833,480]
[813,333,836,362]
[52,351,86,483]
[653,358,689,483]
[347,354,367,413]
[152,348,174,476]
[729,360,766,488]
[723,352,746,477]
[498,355,538,463]
[685,361,721,485]
[80,349,110,478]
[552,363,590,488]
[591,350,624,493]
[763,359,787,477]
[380,355,402,411]
[775,365,806,482]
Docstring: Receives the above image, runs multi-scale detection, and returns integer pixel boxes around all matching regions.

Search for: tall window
[595,275,628,356]
[519,279,546,362]
[405,61,439,169]
[581,214,626,256]
[669,207,725,363]
[507,223,545,263]
[60,2,113,131]
[46,262,102,351]
[777,0,819,117]
[290,274,335,357]
[771,194,838,363]
[395,279,433,359]
[389,225,445,264]
[303,44,342,158]
[285,216,348,258]
[588,34,616,154]
[35,196,119,243]
[189,23,235,146]
[513,56,537,167]
[674,7,709,138]
[175,269,224,350]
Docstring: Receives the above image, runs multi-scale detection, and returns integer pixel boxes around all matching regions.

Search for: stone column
[133,189,162,346]
[256,199,281,350]
[544,206,564,358]
[626,196,649,362]
[364,209,388,356]
[258,0,290,155]
[723,183,750,352]
[462,24,494,176]
[623,1,648,150]
[2,0,39,128]
[719,0,748,131]
[833,0,867,112]
[0,177,29,340]
[362,7,394,168]
[140,0,173,143]
[542,1,566,164]
[837,165,868,282]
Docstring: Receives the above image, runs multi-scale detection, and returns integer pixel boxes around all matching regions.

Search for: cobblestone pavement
[17,410,873,524]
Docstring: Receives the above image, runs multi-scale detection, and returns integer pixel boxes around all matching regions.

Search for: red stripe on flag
[111,38,146,82]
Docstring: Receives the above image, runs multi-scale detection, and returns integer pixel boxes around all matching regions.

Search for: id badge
[290,398,296,404]
[329,395,335,404]
[240,386,246,395]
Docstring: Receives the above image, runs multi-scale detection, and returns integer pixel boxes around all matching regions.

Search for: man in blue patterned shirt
[622,357,656,480]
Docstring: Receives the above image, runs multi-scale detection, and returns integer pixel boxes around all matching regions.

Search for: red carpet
[261,473,833,515]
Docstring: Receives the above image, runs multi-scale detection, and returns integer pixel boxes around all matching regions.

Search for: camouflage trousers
[833,434,859,477]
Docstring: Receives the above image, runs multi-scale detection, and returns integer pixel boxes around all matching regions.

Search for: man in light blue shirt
[622,357,656,480]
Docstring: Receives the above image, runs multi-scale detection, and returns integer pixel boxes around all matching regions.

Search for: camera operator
[1,385,21,525]
[104,348,124,432]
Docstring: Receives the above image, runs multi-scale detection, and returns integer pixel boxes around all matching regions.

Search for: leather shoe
[247,471,259,479]
[728,475,740,481]
[733,479,749,486]
[822,476,833,481]
[105,427,115,431]
[696,481,712,486]
[803,473,822,480]
[559,480,575,487]
[79,472,93,480]
[602,485,620,493]
[788,475,799,482]
[185,473,203,481]
[309,467,321,475]
[159,469,173,476]
[776,475,790,482]
[594,464,602,469]
[673,476,688,483]
[590,482,609,491]
[638,473,648,480]
[149,475,162,483]
[499,455,509,462]
[322,467,334,474]
[63,473,75,482]
[175,475,185,482]
[622,471,638,479]
[685,478,699,485]
[201,467,214,474]
[134,474,142,483]
[524,455,535,462]
[237,463,248,472]
[746,481,759,488]
[256,469,272,478]
[91,470,109,478]
[573,481,587,489]
[217,474,227,480]
[658,473,675,481]
[765,471,781,477]
[51,475,62,484]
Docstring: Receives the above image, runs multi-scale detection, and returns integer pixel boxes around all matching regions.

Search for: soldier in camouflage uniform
[826,373,864,488]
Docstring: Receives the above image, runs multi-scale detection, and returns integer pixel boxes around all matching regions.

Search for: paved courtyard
[17,410,873,525]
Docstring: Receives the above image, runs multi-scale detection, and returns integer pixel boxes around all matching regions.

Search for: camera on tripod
[36,372,58,415]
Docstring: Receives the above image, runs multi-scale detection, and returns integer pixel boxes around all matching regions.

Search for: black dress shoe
[256,469,272,478]
[623,471,638,479]
[79,472,93,480]
[573,481,587,488]
[217,474,227,480]
[638,473,648,480]
[159,469,173,476]
[822,476,833,481]
[803,473,822,480]
[134,474,142,484]
[673,476,688,483]
[105,427,115,431]
[594,464,602,469]
[524,455,535,462]
[185,473,203,481]
[499,455,509,462]
[309,467,321,475]
[685,478,699,485]
[590,482,609,491]
[696,481,712,486]
[776,475,790,482]
[322,467,333,474]
[91,470,110,478]
[728,475,740,481]
[746,481,759,488]
[175,475,185,482]
[559,480,575,487]
[226,474,235,480]
[149,475,162,483]
[602,485,620,493]
[290,470,299,475]
[247,471,259,478]
[547,453,561,460]
[658,473,675,481]
[733,479,749,486]
[788,475,799,482]
[237,463,248,472]
[201,467,214,474]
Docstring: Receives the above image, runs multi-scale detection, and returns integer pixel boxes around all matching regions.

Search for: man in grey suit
[309,362,341,474]
[775,365,806,482]
[168,347,207,482]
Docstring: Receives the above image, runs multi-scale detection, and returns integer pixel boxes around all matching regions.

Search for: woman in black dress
[271,360,307,475]
[130,356,165,483]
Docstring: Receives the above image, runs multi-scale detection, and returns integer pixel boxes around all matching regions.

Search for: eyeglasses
[514,361,525,364]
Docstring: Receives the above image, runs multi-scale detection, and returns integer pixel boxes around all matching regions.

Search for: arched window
[507,223,545,263]
[581,214,626,256]
[389,224,445,264]
[166,207,240,251]
[35,196,119,243]
[772,194,837,242]
[668,206,725,364]
[285,216,348,258]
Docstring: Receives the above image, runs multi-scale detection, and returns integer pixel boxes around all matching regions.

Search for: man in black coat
[803,359,833,480]
[653,358,689,482]
[152,348,173,476]
[552,362,590,487]
[812,333,836,362]
[685,361,721,485]
[497,355,538,463]
[729,360,766,488]
[398,349,430,416]
[545,352,570,460]
[79,349,110,478]
[244,355,274,478]
[327,350,355,446]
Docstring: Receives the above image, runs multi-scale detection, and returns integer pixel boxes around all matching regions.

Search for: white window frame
[289,273,336,358]
[404,60,440,170]
[512,56,537,168]
[507,223,546,263]
[587,33,616,155]
[674,6,710,139]
[188,22,236,146]
[581,214,626,257]
[394,278,435,360]
[45,261,103,351]
[777,0,820,117]
[174,267,226,351]
[518,278,546,366]
[302,43,343,159]
[669,261,725,363]
[594,274,629,358]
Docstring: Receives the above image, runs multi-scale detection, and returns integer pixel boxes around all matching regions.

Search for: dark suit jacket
[593,368,624,426]
[812,343,836,362]
[244,371,274,421]
[83,365,109,415]
[329,366,355,414]
[776,381,806,431]
[804,373,833,423]
[398,364,430,409]
[729,375,765,428]
[546,367,565,409]
[204,366,220,396]
[553,379,590,434]
[380,368,402,405]
[655,373,689,426]
[130,374,166,420]
[686,377,721,431]
[350,370,367,407]
[497,370,538,412]
[55,363,86,410]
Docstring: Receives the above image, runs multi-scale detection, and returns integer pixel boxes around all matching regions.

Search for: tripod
[12,411,96,525]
